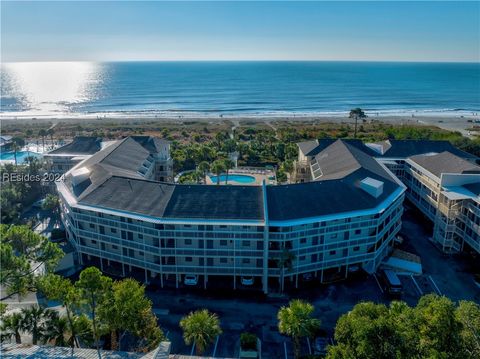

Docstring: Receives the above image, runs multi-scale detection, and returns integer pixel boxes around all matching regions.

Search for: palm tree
[38,129,47,151]
[278,300,321,359]
[12,141,19,167]
[20,305,51,344]
[211,160,226,185]
[47,128,55,149]
[197,161,210,184]
[1,312,23,344]
[10,137,25,167]
[180,309,222,355]
[43,311,70,347]
[222,159,235,185]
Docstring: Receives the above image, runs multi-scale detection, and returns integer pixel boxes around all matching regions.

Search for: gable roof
[371,139,477,159]
[64,137,158,201]
[410,151,480,178]
[48,137,103,155]
[268,139,402,221]
[61,136,403,223]
[298,138,377,157]
[311,139,396,183]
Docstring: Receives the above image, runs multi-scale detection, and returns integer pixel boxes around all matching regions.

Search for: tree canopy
[326,294,480,359]
[180,309,222,355]
[278,299,321,359]
[0,224,63,299]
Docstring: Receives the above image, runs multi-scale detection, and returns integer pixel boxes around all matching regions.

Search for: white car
[184,275,198,286]
[241,276,254,286]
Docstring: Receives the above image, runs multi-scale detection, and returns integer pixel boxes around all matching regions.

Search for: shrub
[240,332,257,351]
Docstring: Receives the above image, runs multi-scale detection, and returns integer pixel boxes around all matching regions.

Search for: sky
[1,1,479,62]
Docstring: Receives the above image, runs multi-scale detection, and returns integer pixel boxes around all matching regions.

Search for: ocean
[1,61,479,119]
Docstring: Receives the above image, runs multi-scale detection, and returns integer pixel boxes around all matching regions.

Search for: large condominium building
[57,137,405,293]
[45,136,173,181]
[44,137,104,175]
[294,138,480,255]
[400,152,480,253]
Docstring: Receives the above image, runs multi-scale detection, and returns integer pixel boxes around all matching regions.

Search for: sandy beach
[1,113,479,138]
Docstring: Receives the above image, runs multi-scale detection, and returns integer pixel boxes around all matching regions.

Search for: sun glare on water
[1,61,104,117]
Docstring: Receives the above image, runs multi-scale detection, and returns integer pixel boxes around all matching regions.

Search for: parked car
[241,276,254,286]
[184,275,198,286]
[379,269,403,297]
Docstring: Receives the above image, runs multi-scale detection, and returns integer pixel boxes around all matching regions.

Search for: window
[242,258,250,264]
[353,246,360,251]
[112,245,118,250]
[329,250,336,255]
[138,233,143,239]
[138,251,144,257]
[185,239,192,245]
[91,240,97,245]
[300,238,306,244]
[220,258,227,263]
[111,228,117,234]
[242,240,250,247]
[185,257,193,262]
[355,229,361,235]
[220,240,228,246]
[299,255,306,261]
[89,223,95,229]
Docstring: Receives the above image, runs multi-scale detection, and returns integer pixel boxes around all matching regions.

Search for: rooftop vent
[71,167,90,186]
[360,177,384,198]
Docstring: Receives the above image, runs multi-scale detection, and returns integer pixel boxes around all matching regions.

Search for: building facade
[295,139,480,255]
[57,137,405,293]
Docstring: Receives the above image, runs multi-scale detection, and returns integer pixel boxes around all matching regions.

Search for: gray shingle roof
[64,137,154,200]
[64,137,405,222]
[80,177,264,221]
[267,168,399,221]
[374,139,477,159]
[302,138,477,160]
[410,151,480,178]
[299,139,377,157]
[48,137,102,155]
[311,140,396,182]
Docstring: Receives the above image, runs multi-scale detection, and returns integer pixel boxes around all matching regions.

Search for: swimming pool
[0,151,41,164]
[210,174,256,184]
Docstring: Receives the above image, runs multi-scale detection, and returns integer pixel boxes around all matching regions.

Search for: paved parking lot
[145,206,480,358]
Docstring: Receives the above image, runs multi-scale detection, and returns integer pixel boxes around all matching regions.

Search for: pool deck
[206,170,276,186]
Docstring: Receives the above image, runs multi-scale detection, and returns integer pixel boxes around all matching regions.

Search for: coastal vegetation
[326,294,480,359]
[0,158,44,224]
[278,299,321,359]
[1,268,164,355]
[0,224,63,300]
[180,309,222,355]
[3,119,478,187]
